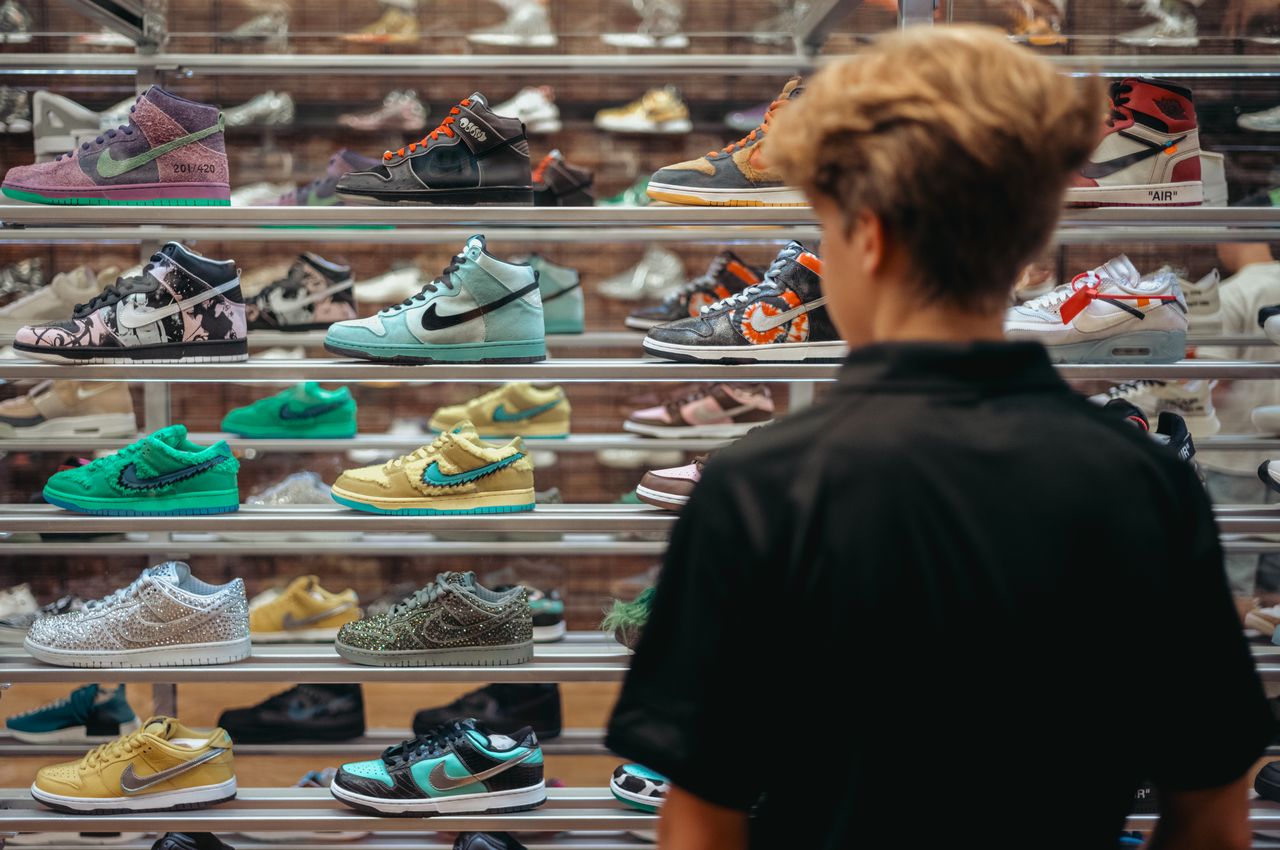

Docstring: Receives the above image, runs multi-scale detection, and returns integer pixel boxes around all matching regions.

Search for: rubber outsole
[42,492,240,516]
[23,636,252,669]
[324,341,546,365]
[2,187,230,206]
[635,484,688,510]
[642,336,847,363]
[15,338,248,364]
[330,778,545,815]
[31,793,236,815]
[610,781,662,813]
[333,187,534,206]
[334,640,534,667]
[331,492,535,516]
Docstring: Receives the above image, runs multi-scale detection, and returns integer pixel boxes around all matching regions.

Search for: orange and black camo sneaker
[645,77,806,207]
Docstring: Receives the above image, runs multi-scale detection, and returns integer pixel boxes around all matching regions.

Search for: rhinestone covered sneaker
[24,561,250,668]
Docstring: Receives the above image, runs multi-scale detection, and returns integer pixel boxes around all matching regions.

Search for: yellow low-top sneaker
[332,421,535,515]
[249,575,360,644]
[31,716,236,814]
[428,383,570,439]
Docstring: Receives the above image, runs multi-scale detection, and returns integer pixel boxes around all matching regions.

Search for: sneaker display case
[0,0,1278,847]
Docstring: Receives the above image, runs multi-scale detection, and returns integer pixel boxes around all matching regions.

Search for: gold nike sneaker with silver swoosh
[331,718,544,815]
[32,716,236,813]
[249,575,361,643]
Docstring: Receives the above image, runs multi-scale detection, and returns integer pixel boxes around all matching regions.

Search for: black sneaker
[642,241,843,363]
[152,835,236,850]
[245,253,357,332]
[1131,781,1158,814]
[336,93,533,205]
[217,684,365,743]
[532,149,594,206]
[412,683,561,740]
[455,834,528,850]
[625,251,763,331]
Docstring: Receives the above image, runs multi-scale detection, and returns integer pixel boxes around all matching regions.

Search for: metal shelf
[0,787,654,833]
[0,504,675,534]
[1055,362,1280,380]
[0,432,725,454]
[1046,54,1280,77]
[0,840,650,850]
[0,727,607,757]
[0,357,843,383]
[0,534,668,557]
[0,640,630,684]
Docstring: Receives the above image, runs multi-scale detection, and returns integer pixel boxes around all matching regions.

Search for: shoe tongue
[329,149,365,177]
[148,423,189,448]
[464,235,487,260]
[142,716,176,739]
[467,92,488,110]
[447,419,480,437]
[780,76,804,99]
[1101,254,1140,286]
[145,560,191,586]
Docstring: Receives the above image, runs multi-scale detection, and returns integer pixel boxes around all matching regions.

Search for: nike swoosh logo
[492,399,561,422]
[282,602,355,629]
[118,747,228,794]
[266,280,353,317]
[118,456,226,490]
[95,118,224,179]
[75,383,119,401]
[1079,133,1187,180]
[422,453,523,487]
[749,296,828,332]
[427,749,534,792]
[115,278,241,330]
[419,281,539,332]
[278,400,347,421]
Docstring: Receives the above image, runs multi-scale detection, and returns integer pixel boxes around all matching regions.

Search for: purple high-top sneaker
[2,86,230,206]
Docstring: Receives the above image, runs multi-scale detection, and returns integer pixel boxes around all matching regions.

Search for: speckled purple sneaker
[266,149,380,207]
[1,86,230,206]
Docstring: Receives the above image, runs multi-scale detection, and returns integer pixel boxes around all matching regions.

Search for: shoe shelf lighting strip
[0,641,630,684]
[0,727,608,758]
[0,433,733,454]
[0,787,656,834]
[8,358,1280,383]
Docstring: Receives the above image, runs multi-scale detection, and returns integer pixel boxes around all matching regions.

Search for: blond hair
[768,25,1103,311]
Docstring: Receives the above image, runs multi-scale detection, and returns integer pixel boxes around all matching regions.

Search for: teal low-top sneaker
[325,235,546,364]
[42,424,239,515]
[5,683,140,743]
[221,382,357,438]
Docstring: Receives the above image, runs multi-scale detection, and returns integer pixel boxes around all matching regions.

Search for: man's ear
[850,209,884,279]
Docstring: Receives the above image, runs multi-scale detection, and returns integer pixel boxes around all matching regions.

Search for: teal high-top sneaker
[325,235,546,363]
[524,254,583,335]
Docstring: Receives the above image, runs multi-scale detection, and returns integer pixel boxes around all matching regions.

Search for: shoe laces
[73,255,160,316]
[383,719,469,766]
[385,98,471,162]
[385,256,463,314]
[699,249,792,314]
[9,688,83,720]
[82,570,146,612]
[709,95,785,157]
[385,572,453,618]
[1105,82,1134,128]
[57,101,138,162]
[83,727,148,770]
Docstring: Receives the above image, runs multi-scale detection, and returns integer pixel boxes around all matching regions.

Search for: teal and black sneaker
[522,254,583,335]
[324,235,546,364]
[610,763,668,812]
[4,683,139,744]
[42,424,239,516]
[221,382,357,438]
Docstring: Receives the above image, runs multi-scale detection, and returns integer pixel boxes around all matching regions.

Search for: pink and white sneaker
[626,383,773,438]
[636,455,706,511]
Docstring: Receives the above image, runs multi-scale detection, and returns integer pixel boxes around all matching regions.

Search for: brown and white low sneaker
[0,380,136,438]
[635,455,706,511]
[625,383,773,438]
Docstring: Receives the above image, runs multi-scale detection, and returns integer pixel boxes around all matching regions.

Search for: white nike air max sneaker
[1005,255,1188,363]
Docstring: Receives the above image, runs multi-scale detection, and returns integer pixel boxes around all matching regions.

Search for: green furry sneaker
[43,424,239,516]
[221,382,357,438]
[602,586,654,651]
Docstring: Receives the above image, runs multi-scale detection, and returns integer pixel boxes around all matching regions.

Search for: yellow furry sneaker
[428,383,570,439]
[31,716,236,814]
[332,422,535,515]
[249,575,361,644]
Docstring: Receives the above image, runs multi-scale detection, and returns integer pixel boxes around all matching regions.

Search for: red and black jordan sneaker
[1066,77,1202,207]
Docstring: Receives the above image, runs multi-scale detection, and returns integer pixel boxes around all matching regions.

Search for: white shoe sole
[19,350,248,365]
[635,484,689,510]
[0,413,136,439]
[7,833,147,845]
[251,627,342,644]
[1117,35,1199,47]
[1065,180,1202,207]
[623,418,769,438]
[610,778,665,810]
[467,33,557,46]
[600,33,689,48]
[331,778,545,815]
[219,531,362,542]
[647,181,808,207]
[643,336,847,363]
[533,621,566,643]
[23,635,251,668]
[594,118,692,134]
[30,777,236,813]
[5,717,140,744]
[238,833,370,843]
[524,119,562,133]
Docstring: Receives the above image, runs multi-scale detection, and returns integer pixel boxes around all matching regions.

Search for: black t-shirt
[607,341,1273,850]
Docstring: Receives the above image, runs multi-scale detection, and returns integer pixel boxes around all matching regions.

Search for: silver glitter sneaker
[24,562,250,668]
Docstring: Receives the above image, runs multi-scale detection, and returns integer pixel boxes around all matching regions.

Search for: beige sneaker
[332,421,535,514]
[428,383,569,439]
[1246,605,1280,638]
[594,86,692,134]
[0,265,116,336]
[342,7,419,44]
[0,380,136,438]
[250,575,361,643]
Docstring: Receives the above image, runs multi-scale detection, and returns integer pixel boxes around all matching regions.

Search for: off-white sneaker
[0,266,116,336]
[1005,255,1188,362]
[493,86,561,133]
[1090,379,1219,437]
[1177,268,1221,333]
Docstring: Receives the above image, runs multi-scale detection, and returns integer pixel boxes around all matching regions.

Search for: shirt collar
[835,340,1069,395]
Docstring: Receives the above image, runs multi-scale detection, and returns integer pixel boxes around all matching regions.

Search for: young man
[606,25,1272,850]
